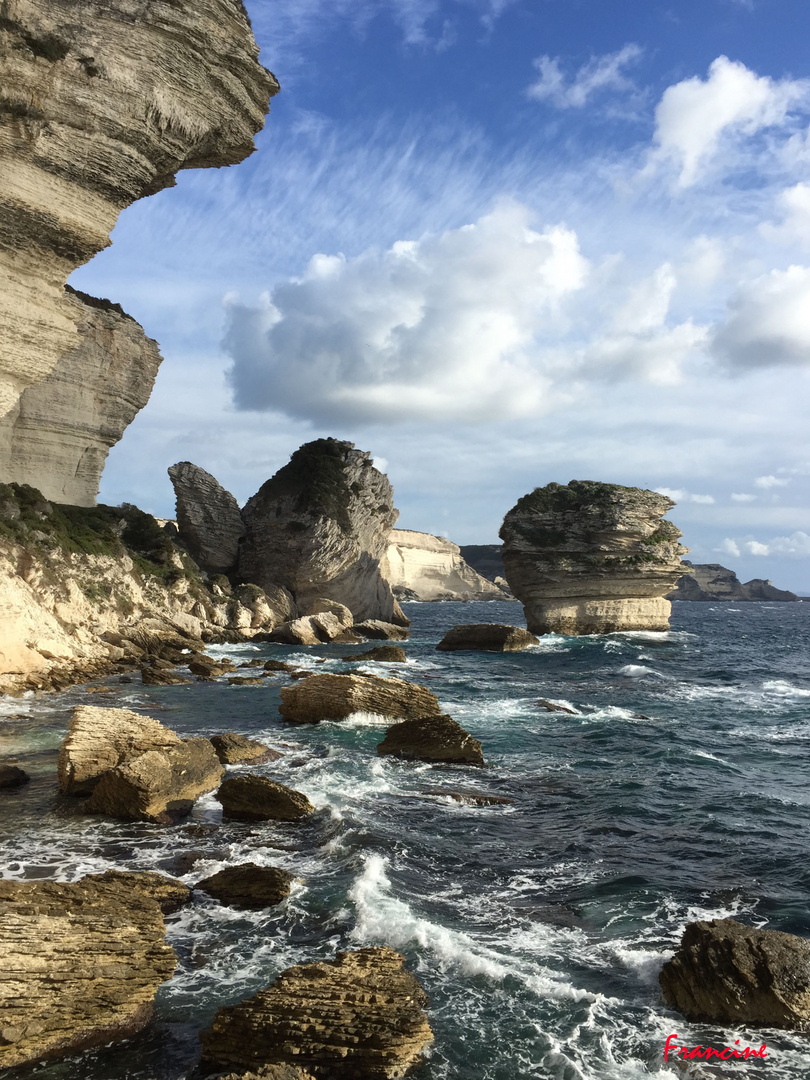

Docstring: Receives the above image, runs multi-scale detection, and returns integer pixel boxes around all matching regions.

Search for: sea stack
[499,480,687,634]
[238,439,407,625]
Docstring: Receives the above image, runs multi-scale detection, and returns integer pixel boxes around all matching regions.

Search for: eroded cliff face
[668,561,798,602]
[383,529,509,602]
[239,439,406,624]
[0,288,163,505]
[168,460,245,574]
[500,480,688,635]
[0,0,277,458]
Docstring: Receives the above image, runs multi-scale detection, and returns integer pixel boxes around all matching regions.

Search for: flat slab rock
[279,673,440,725]
[377,715,485,765]
[354,620,410,641]
[200,946,433,1078]
[210,733,282,765]
[215,1068,316,1080]
[217,775,315,822]
[82,870,192,914]
[436,624,539,652]
[660,917,810,1028]
[0,877,176,1070]
[195,863,295,909]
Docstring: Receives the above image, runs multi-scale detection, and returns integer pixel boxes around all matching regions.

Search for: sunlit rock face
[239,439,405,624]
[499,480,688,635]
[383,529,508,601]
[0,0,277,480]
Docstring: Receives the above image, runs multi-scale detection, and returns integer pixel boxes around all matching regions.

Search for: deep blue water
[2,600,810,1080]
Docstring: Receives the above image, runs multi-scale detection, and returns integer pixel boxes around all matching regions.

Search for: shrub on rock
[377,715,485,765]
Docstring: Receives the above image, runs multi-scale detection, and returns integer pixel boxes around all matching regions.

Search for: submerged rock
[348,645,408,663]
[82,870,191,915]
[279,673,441,725]
[168,462,246,575]
[216,775,315,822]
[500,481,688,635]
[659,917,810,1027]
[199,946,433,1078]
[195,863,295,910]
[436,624,538,652]
[0,877,175,1069]
[377,715,485,765]
[210,733,282,765]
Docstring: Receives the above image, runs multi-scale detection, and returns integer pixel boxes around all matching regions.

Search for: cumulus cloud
[745,539,770,555]
[225,202,589,424]
[721,532,810,558]
[731,492,756,502]
[762,182,810,247]
[710,265,810,368]
[718,538,741,557]
[647,56,809,187]
[754,474,790,488]
[655,487,715,504]
[527,44,642,109]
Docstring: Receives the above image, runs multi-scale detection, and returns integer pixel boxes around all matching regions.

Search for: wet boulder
[195,863,295,910]
[436,624,539,652]
[140,665,191,686]
[216,775,315,822]
[199,946,432,1078]
[348,646,408,663]
[279,673,440,725]
[377,715,485,766]
[354,620,410,641]
[0,764,30,789]
[659,917,810,1028]
[210,733,282,765]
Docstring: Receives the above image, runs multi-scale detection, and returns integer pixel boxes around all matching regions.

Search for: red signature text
[665,1033,768,1062]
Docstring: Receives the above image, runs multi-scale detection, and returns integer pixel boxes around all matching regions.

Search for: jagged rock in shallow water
[383,529,509,601]
[348,645,408,663]
[377,714,485,765]
[238,439,407,625]
[0,877,176,1069]
[279,673,441,725]
[216,775,315,822]
[199,946,433,1078]
[436,624,538,652]
[210,733,281,765]
[659,918,810,1028]
[82,869,191,914]
[667,561,798,602]
[0,289,163,506]
[354,620,410,641]
[195,862,295,910]
[500,481,688,635]
[168,461,246,574]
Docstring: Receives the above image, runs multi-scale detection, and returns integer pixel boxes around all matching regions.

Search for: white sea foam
[617,664,665,679]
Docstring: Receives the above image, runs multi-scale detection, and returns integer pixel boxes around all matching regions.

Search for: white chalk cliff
[383,530,509,602]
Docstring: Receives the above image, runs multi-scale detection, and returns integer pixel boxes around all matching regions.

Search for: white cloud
[745,539,770,555]
[762,182,810,247]
[647,56,809,188]
[731,492,756,502]
[711,265,810,368]
[655,487,715,504]
[718,538,741,557]
[735,532,810,558]
[225,202,589,424]
[754,474,790,488]
[527,44,642,109]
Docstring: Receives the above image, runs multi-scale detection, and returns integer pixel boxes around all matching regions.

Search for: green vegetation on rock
[250,438,355,535]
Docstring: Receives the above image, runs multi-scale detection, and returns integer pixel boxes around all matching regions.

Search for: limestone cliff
[168,460,245,574]
[668,561,798,602]
[500,480,688,634]
[239,439,407,625]
[0,0,277,490]
[0,288,163,505]
[383,529,509,601]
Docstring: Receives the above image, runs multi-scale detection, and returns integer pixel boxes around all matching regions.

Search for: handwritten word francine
[664,1033,768,1062]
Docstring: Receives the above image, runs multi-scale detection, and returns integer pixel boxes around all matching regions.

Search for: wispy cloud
[527,44,643,109]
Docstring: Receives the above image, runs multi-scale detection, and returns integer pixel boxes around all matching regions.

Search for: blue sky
[70,0,810,590]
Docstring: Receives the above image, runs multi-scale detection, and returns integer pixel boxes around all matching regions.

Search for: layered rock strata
[0,876,176,1069]
[660,918,810,1027]
[199,946,433,1078]
[436,624,538,652]
[210,733,281,765]
[500,481,688,635]
[0,289,163,505]
[383,529,508,602]
[216,775,315,822]
[377,715,485,765]
[168,461,246,574]
[82,869,192,914]
[195,863,295,910]
[668,561,798,602]
[279,673,441,725]
[239,439,406,625]
[0,0,276,427]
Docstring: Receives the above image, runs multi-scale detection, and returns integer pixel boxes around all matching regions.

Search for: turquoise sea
[2,599,810,1080]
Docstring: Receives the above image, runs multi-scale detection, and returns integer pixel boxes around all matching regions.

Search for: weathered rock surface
[82,869,191,914]
[383,529,508,602]
[659,918,810,1028]
[279,673,441,725]
[199,946,433,1078]
[168,461,246,575]
[0,764,30,788]
[0,289,163,506]
[268,611,350,645]
[0,877,176,1069]
[458,544,506,584]
[377,715,485,765]
[58,704,180,796]
[349,645,408,663]
[216,775,315,822]
[354,620,410,641]
[436,624,539,652]
[667,561,798,602]
[140,663,190,686]
[238,439,405,624]
[210,733,281,765]
[195,863,295,909]
[83,737,224,823]
[216,1068,316,1080]
[0,0,276,436]
[500,481,688,635]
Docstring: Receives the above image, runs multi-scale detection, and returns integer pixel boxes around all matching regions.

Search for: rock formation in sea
[436,624,539,652]
[383,529,509,601]
[168,461,246,574]
[660,918,810,1027]
[500,481,688,634]
[377,714,485,765]
[82,869,192,914]
[667,561,798,602]
[239,439,407,625]
[279,672,441,725]
[216,775,315,822]
[195,863,295,910]
[0,876,176,1069]
[199,946,433,1078]
[0,0,277,503]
